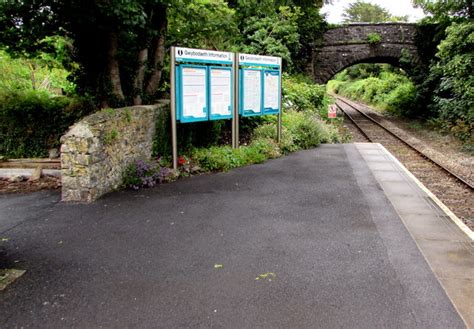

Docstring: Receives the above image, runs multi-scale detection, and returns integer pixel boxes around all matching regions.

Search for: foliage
[255,75,341,154]
[429,21,473,141]
[413,0,472,21]
[254,110,339,154]
[191,137,281,172]
[0,46,75,95]
[122,158,175,190]
[228,0,327,72]
[0,0,172,107]
[0,90,95,157]
[328,70,417,116]
[239,5,302,69]
[343,1,408,23]
[282,74,327,113]
[367,32,382,45]
[0,0,330,105]
[168,0,239,50]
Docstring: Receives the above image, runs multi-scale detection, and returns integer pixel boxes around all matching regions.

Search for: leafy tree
[0,48,75,94]
[413,0,472,20]
[168,0,238,50]
[241,6,302,67]
[429,21,473,140]
[0,0,171,107]
[343,1,408,23]
[0,0,330,105]
[230,0,327,71]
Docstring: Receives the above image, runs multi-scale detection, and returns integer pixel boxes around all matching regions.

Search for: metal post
[277,63,282,144]
[233,54,240,148]
[170,47,178,170]
[231,54,236,148]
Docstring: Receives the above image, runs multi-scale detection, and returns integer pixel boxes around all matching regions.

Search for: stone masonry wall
[311,23,419,83]
[322,23,417,46]
[60,102,168,202]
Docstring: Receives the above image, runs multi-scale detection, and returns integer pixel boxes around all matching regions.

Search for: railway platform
[0,144,472,328]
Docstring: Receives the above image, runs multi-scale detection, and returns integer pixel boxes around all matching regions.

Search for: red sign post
[328,104,337,119]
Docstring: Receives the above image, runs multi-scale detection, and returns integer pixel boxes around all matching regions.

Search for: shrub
[254,109,341,154]
[429,21,473,141]
[282,74,327,113]
[191,138,281,173]
[191,146,237,172]
[329,71,417,116]
[0,90,95,158]
[122,158,175,190]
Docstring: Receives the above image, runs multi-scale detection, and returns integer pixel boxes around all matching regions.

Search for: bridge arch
[310,23,420,84]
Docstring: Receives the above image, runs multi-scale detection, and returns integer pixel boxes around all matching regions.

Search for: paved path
[0,145,465,328]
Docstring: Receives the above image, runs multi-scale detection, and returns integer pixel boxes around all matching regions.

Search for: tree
[413,0,472,20]
[0,0,330,105]
[240,5,302,68]
[228,0,327,71]
[0,0,171,107]
[429,21,474,140]
[168,0,238,50]
[343,1,408,23]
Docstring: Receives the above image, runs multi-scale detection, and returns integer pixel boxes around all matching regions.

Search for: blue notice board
[176,65,208,123]
[263,70,281,114]
[239,68,263,117]
[209,67,233,121]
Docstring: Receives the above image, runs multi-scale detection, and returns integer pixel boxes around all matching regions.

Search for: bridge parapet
[323,23,417,46]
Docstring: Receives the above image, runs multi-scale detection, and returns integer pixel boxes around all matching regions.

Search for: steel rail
[335,97,474,191]
[336,102,372,142]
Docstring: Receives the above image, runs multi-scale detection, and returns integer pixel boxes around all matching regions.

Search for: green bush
[254,109,341,154]
[429,21,473,142]
[0,90,95,157]
[282,74,327,113]
[0,49,75,95]
[329,71,417,116]
[191,137,281,172]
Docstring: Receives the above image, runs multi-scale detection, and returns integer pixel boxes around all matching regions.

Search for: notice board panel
[209,67,233,120]
[240,69,262,117]
[178,65,208,123]
[263,70,280,114]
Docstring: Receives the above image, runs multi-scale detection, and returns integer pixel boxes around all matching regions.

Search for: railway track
[336,96,473,229]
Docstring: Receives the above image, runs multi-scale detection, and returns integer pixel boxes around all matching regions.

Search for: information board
[209,67,233,120]
[263,70,280,114]
[170,46,283,168]
[239,53,282,67]
[179,66,208,122]
[241,69,262,116]
[175,47,233,64]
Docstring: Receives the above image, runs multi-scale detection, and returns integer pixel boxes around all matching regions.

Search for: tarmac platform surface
[0,143,471,328]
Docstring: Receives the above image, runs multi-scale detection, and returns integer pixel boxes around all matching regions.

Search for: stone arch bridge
[310,23,420,84]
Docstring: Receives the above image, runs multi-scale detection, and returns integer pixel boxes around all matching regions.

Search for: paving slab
[354,143,473,327]
[0,144,469,328]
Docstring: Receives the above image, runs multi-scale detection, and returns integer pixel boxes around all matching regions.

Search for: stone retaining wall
[60,102,168,202]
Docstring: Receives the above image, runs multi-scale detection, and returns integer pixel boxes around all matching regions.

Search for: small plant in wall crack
[104,128,119,145]
[367,32,382,45]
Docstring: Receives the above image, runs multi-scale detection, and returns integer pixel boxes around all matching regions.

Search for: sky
[321,0,426,23]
